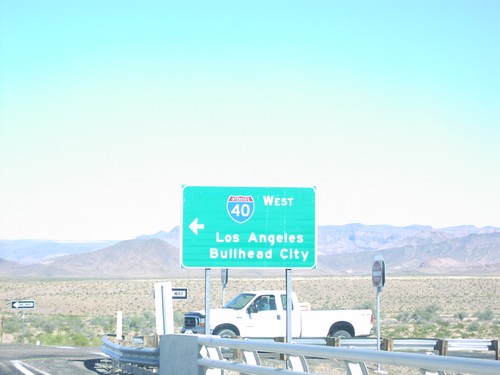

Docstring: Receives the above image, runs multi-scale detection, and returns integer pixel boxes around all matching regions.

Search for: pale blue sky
[1,1,499,240]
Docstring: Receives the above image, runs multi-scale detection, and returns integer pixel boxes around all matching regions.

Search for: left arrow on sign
[189,218,205,235]
[12,300,35,309]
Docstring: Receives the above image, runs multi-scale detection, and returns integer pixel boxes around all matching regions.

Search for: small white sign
[12,300,35,309]
[172,288,188,300]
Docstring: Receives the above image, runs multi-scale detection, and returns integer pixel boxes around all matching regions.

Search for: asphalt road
[0,344,110,375]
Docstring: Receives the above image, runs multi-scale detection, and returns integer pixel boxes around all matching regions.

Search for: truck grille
[184,316,198,327]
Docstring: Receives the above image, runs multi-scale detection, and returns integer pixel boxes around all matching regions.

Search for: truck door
[246,294,285,338]
[280,294,301,338]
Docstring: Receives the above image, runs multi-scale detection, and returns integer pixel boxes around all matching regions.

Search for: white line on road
[10,360,52,375]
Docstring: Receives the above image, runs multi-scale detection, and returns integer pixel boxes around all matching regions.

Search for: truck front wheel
[213,327,238,339]
[213,326,239,356]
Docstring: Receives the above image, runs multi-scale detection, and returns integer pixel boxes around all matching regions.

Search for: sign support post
[285,269,292,344]
[21,309,25,344]
[376,289,381,352]
[205,268,211,335]
[372,255,386,373]
[221,269,228,307]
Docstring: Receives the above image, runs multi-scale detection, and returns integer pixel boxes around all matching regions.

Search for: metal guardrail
[446,338,494,351]
[101,334,500,375]
[198,336,500,375]
[288,336,497,353]
[294,337,438,350]
[101,335,159,375]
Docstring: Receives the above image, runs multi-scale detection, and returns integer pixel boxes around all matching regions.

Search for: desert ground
[1,275,498,320]
[1,275,498,374]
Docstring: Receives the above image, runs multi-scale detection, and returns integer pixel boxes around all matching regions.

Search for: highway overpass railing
[101,334,500,375]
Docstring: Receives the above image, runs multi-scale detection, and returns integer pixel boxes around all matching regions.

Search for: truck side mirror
[247,304,257,314]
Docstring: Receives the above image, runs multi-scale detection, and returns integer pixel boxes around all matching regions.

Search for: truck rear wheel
[329,329,352,339]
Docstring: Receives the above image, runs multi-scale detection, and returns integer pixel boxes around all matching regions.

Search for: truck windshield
[224,293,255,309]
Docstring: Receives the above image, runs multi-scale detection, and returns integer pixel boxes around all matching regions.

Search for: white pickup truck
[182,290,373,339]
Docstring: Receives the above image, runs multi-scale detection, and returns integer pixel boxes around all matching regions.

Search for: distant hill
[319,232,500,275]
[12,239,185,278]
[1,224,499,278]
[317,224,500,254]
[0,239,115,264]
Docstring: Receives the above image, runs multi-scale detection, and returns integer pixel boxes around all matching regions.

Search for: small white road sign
[172,288,188,300]
[12,300,35,309]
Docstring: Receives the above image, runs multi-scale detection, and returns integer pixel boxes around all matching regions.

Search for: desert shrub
[70,333,91,346]
[384,324,412,338]
[35,331,100,346]
[434,321,452,337]
[36,317,59,333]
[2,315,22,333]
[35,315,86,334]
[123,311,155,335]
[492,322,500,336]
[355,301,374,311]
[474,309,494,321]
[412,322,436,337]
[65,316,86,334]
[412,304,440,323]
[466,321,480,332]
[396,311,411,323]
[37,333,71,346]
[31,315,73,333]
[454,312,468,322]
[90,315,115,333]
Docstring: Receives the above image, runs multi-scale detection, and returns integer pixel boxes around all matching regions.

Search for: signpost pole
[221,269,228,307]
[376,287,384,373]
[21,309,25,344]
[372,255,386,374]
[205,268,211,335]
[285,268,292,344]
[376,286,381,349]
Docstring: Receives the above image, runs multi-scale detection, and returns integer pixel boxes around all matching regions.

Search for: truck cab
[182,290,301,338]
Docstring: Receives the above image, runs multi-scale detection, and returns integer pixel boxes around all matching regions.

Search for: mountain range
[1,224,499,278]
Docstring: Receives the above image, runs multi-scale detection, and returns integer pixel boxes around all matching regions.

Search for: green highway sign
[181,186,316,269]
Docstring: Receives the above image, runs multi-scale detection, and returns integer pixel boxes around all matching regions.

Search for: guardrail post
[275,337,288,360]
[381,338,394,351]
[325,336,341,347]
[435,339,449,356]
[160,334,202,375]
[144,335,159,348]
[124,334,134,343]
[233,336,243,361]
[490,339,499,360]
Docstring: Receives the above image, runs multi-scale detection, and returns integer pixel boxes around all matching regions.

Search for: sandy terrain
[1,276,498,317]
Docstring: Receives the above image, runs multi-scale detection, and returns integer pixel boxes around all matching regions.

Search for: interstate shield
[227,195,255,223]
